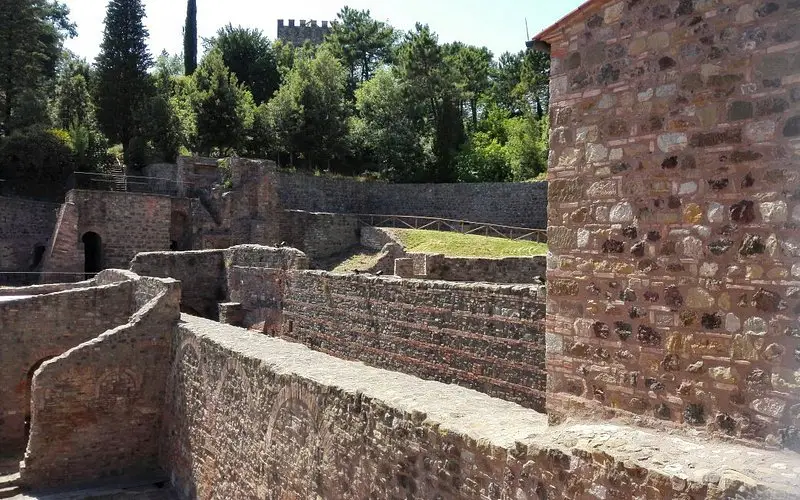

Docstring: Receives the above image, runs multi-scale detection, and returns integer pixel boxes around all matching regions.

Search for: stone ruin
[0,0,799,498]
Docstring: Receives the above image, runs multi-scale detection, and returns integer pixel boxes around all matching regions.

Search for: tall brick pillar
[542,0,800,450]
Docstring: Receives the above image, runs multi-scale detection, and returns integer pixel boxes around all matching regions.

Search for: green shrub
[0,127,76,199]
[126,136,149,170]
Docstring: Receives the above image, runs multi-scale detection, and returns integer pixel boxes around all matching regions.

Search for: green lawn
[389,229,547,258]
[330,250,385,273]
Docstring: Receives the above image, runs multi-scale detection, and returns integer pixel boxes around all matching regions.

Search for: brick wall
[71,190,173,268]
[20,276,180,490]
[272,171,549,228]
[0,197,59,284]
[544,0,800,449]
[160,315,800,500]
[280,272,547,410]
[0,279,134,451]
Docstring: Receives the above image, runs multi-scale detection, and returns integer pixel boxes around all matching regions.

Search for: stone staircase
[107,159,127,191]
[0,456,21,499]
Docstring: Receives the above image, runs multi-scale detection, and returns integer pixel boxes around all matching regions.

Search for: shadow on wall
[23,357,55,442]
[81,231,102,279]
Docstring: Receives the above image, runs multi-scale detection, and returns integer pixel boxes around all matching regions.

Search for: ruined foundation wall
[272,171,549,228]
[278,210,361,261]
[280,272,547,410]
[545,0,800,448]
[0,197,59,284]
[161,315,800,500]
[20,277,181,490]
[131,249,226,318]
[0,281,134,450]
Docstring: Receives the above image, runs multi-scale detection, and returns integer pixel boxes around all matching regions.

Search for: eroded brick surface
[545,0,800,449]
[0,281,134,450]
[19,275,180,490]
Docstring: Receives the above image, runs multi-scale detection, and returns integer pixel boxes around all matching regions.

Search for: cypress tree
[184,0,197,75]
[94,0,153,157]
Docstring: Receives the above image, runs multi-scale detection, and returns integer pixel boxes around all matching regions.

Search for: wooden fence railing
[351,213,547,243]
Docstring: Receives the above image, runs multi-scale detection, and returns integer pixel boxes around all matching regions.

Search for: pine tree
[183,0,197,75]
[191,50,254,155]
[94,0,153,157]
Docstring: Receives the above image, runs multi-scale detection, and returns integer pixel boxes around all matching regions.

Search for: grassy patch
[328,249,384,273]
[389,229,547,258]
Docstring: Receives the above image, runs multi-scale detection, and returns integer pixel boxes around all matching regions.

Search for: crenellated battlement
[277,19,332,45]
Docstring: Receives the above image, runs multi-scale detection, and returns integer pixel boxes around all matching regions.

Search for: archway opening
[24,357,55,442]
[30,244,46,270]
[82,231,102,278]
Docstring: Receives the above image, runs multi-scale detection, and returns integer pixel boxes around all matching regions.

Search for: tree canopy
[0,2,551,189]
[93,0,153,154]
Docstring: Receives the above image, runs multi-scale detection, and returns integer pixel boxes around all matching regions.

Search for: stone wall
[131,249,226,318]
[41,190,176,280]
[280,272,547,410]
[543,0,800,449]
[0,278,134,451]
[0,197,59,284]
[70,190,174,268]
[20,275,180,490]
[160,315,800,500]
[278,210,361,261]
[272,171,549,228]
[131,245,309,327]
[409,254,547,283]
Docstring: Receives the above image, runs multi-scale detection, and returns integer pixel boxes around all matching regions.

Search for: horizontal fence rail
[68,172,191,197]
[351,213,548,243]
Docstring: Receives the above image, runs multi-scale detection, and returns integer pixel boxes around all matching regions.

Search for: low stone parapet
[162,316,800,499]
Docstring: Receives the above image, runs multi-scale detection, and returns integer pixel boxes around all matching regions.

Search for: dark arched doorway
[82,231,102,278]
[24,357,55,442]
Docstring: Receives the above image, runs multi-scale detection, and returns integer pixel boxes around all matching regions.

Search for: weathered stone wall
[0,277,134,451]
[280,272,547,410]
[20,276,180,490]
[278,210,361,261]
[131,245,309,326]
[160,315,800,500]
[544,0,800,449]
[0,197,59,284]
[131,249,226,319]
[272,171,549,228]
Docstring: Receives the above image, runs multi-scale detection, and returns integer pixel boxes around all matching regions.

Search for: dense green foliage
[0,128,76,198]
[94,0,153,160]
[0,0,75,134]
[191,50,254,156]
[0,2,550,197]
[206,25,280,105]
[327,7,397,95]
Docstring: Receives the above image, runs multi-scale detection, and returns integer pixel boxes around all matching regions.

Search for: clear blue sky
[63,0,585,61]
